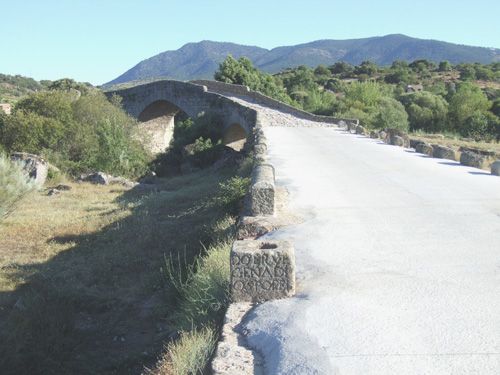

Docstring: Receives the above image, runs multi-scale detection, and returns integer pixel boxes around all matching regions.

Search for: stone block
[460,151,487,169]
[250,164,275,216]
[415,142,434,157]
[230,240,295,302]
[390,135,405,147]
[355,125,366,135]
[432,145,457,161]
[491,160,500,176]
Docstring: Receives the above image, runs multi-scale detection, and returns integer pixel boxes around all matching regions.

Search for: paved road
[241,124,500,374]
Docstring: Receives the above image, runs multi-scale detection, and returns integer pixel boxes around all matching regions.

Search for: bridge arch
[137,100,189,153]
[223,123,248,151]
[106,80,258,154]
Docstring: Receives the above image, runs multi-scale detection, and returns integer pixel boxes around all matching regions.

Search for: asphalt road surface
[242,125,500,375]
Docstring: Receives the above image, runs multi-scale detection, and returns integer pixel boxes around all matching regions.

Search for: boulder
[355,125,366,135]
[10,152,48,186]
[80,172,110,185]
[415,143,434,157]
[390,135,405,147]
[386,129,410,147]
[491,160,500,176]
[409,139,424,149]
[379,131,387,141]
[460,151,488,169]
[369,130,379,139]
[432,145,457,161]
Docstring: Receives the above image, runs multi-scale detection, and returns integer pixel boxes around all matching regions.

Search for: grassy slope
[0,166,242,374]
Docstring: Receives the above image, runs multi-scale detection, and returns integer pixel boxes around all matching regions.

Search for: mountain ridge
[106,34,500,85]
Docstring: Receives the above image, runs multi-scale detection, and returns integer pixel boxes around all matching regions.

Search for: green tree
[448,83,490,131]
[438,61,452,71]
[354,61,378,76]
[329,61,354,76]
[214,55,291,103]
[372,97,409,131]
[400,91,449,132]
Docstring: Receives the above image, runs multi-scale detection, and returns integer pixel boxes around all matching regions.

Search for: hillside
[106,34,500,85]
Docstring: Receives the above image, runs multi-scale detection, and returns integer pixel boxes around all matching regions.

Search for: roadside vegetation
[0,162,250,374]
[0,79,149,178]
[215,56,500,142]
[0,77,252,373]
[0,153,36,221]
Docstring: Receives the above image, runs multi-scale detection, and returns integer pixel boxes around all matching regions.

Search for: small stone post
[230,240,295,302]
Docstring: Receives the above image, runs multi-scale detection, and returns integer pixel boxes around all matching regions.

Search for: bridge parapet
[191,79,359,126]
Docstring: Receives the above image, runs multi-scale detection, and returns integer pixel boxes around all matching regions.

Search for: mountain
[106,34,499,85]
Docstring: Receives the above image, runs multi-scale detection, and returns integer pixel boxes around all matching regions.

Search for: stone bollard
[415,142,434,157]
[390,135,405,147]
[250,164,275,216]
[491,160,500,176]
[432,145,457,161]
[230,240,295,302]
[460,151,487,169]
[355,125,366,135]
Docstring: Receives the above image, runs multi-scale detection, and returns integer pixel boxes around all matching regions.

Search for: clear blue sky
[1,0,499,85]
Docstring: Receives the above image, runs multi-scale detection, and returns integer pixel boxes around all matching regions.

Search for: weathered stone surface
[379,131,387,141]
[410,139,423,149]
[10,152,48,186]
[491,160,500,176]
[355,125,366,135]
[415,142,434,157]
[250,164,275,216]
[80,172,110,185]
[369,130,379,139]
[460,151,488,169]
[432,145,457,161]
[212,302,264,375]
[237,216,277,240]
[390,135,405,147]
[230,240,295,302]
[386,129,410,147]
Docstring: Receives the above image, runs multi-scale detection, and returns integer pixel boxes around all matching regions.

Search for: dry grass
[410,133,500,155]
[0,166,244,374]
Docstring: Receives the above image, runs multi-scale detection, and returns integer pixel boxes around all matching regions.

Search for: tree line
[215,56,500,140]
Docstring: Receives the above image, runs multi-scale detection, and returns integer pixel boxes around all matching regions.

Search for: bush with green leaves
[0,90,149,178]
[214,55,291,103]
[448,83,490,131]
[215,176,250,215]
[0,153,36,221]
[400,91,449,133]
[372,97,409,131]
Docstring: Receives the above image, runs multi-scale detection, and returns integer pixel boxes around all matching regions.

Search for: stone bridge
[106,80,260,153]
[106,80,355,154]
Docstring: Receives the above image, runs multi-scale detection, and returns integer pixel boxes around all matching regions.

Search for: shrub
[372,97,409,131]
[149,328,217,375]
[0,154,36,220]
[400,91,449,132]
[215,176,250,215]
[448,83,490,132]
[0,90,149,178]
